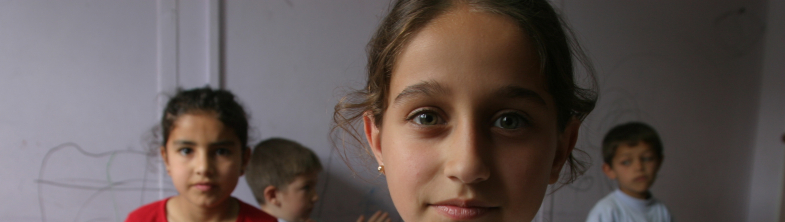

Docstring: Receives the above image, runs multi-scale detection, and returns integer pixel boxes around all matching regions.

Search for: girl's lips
[433,205,491,220]
[193,183,214,192]
[431,199,498,220]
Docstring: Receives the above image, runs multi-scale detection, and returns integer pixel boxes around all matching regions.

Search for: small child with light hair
[246,138,323,222]
[246,138,390,222]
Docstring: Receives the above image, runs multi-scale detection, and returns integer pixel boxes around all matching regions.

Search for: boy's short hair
[602,122,663,166]
[246,138,323,205]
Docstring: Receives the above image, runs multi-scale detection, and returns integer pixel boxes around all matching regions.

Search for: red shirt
[126,197,276,222]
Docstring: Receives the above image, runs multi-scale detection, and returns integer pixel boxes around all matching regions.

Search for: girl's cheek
[503,139,556,179]
[400,144,439,185]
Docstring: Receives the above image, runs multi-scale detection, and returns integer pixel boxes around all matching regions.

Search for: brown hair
[332,0,597,185]
[161,86,250,149]
[245,138,323,205]
[602,122,664,167]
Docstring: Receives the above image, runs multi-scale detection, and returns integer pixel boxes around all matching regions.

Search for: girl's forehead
[169,113,240,143]
[172,112,222,128]
[388,6,550,106]
[399,6,533,64]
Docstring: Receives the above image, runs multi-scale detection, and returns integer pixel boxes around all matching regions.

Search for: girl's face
[364,6,579,222]
[162,112,249,209]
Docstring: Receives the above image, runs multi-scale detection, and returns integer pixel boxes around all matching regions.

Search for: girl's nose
[443,120,491,184]
[312,193,319,202]
[194,150,215,176]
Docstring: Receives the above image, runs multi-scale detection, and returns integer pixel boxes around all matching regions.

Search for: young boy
[586,122,673,222]
[246,138,322,222]
[246,138,390,222]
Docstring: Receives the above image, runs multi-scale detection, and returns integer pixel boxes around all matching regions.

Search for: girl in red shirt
[126,87,275,222]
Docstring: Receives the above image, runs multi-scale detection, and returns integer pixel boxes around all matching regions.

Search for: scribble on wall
[36,142,176,222]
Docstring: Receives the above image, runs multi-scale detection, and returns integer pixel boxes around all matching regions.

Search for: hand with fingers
[356,210,391,222]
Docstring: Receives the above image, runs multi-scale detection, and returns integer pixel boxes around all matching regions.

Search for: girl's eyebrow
[209,140,237,146]
[393,82,547,106]
[495,86,547,106]
[172,140,236,146]
[392,80,448,106]
[173,140,195,146]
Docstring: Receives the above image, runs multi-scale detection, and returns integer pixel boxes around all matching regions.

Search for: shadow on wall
[312,167,401,222]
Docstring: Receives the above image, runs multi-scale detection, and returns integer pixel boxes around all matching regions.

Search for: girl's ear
[241,147,251,176]
[549,118,580,184]
[159,146,171,175]
[263,185,280,206]
[363,112,384,167]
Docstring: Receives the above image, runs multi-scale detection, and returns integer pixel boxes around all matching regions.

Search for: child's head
[332,0,597,221]
[159,86,251,208]
[246,138,322,222]
[601,122,664,199]
[162,87,250,149]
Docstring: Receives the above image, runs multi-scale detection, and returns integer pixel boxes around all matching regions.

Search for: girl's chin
[183,196,231,208]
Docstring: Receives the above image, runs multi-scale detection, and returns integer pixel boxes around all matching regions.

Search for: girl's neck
[166,196,239,222]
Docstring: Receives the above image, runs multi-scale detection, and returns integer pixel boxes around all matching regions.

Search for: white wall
[747,0,785,221]
[0,0,223,221]
[0,1,162,221]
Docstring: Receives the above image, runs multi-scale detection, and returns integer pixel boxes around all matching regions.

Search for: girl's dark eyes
[406,109,530,130]
[215,148,231,156]
[414,113,439,125]
[177,147,232,156]
[492,112,528,129]
[407,110,443,126]
[178,148,193,156]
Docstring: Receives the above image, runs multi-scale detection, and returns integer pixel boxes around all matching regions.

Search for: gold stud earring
[377,165,385,174]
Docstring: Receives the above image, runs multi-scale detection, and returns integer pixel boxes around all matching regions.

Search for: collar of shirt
[613,189,655,212]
